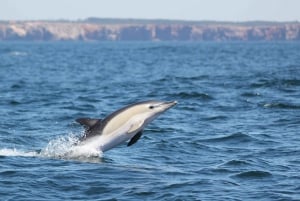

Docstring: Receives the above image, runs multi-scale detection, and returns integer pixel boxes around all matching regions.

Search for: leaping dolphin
[75,100,177,153]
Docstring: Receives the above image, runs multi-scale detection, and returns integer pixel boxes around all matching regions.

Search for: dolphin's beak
[162,101,177,110]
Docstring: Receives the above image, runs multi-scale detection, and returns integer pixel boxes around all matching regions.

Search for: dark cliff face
[0,21,299,41]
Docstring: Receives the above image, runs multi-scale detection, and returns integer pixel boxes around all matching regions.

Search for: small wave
[172,92,214,100]
[223,159,252,166]
[201,115,228,121]
[281,78,300,87]
[262,102,300,110]
[241,92,261,97]
[10,81,26,89]
[9,100,21,105]
[250,79,273,88]
[170,75,210,82]
[203,132,256,144]
[251,78,300,89]
[232,170,272,179]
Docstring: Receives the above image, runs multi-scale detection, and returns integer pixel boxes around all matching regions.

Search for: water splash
[40,133,103,159]
[0,133,103,160]
[40,133,79,158]
[0,148,38,157]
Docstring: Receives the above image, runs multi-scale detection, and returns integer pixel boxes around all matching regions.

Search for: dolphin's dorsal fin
[76,118,101,129]
[127,130,143,147]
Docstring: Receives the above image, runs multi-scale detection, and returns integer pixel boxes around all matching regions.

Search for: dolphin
[75,100,177,153]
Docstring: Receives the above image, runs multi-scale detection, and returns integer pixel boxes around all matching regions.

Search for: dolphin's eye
[149,105,154,109]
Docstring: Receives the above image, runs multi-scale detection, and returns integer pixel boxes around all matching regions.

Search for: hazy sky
[1,0,300,21]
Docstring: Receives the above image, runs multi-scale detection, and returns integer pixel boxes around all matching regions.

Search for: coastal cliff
[0,19,299,41]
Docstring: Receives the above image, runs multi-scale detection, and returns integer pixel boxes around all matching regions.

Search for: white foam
[0,148,38,157]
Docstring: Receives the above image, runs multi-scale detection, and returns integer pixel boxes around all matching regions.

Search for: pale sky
[0,0,299,22]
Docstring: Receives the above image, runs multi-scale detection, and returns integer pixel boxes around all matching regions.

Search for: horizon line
[1,17,300,24]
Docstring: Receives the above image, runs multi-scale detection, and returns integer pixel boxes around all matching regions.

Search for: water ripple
[222,159,253,167]
[261,102,300,109]
[232,170,273,179]
[171,91,214,100]
[202,132,257,144]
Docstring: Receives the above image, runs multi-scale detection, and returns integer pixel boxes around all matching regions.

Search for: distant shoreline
[0,18,299,41]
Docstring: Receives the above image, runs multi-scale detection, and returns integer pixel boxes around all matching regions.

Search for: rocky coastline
[0,19,299,41]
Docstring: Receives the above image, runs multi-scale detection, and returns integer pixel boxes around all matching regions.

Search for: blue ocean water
[0,41,300,200]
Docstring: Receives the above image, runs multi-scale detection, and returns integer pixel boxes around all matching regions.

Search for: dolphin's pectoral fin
[127,131,143,147]
[127,120,144,133]
[76,118,101,129]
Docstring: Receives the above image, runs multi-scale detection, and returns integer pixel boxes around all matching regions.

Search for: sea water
[0,42,300,200]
